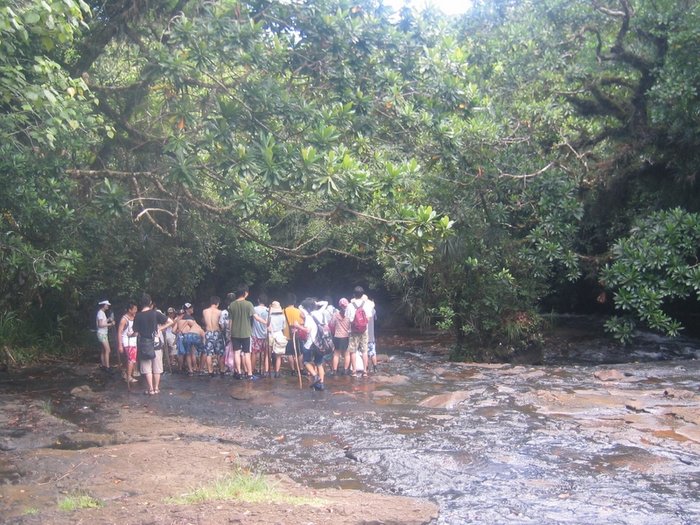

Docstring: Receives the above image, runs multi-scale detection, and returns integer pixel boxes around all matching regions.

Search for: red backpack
[351,301,368,333]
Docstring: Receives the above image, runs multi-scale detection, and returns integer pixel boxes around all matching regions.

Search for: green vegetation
[57,492,103,511]
[1,0,698,358]
[167,470,326,506]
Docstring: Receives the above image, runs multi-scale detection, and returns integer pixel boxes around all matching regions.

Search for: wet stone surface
[0,322,699,524]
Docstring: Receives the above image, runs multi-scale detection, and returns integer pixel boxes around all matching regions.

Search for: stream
[2,316,700,524]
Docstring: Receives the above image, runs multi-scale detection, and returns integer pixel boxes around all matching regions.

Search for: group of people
[96,286,377,393]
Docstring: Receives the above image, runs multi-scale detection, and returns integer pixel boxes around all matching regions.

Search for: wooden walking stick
[292,331,302,389]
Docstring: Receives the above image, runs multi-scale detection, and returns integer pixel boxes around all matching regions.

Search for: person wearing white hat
[96,300,115,371]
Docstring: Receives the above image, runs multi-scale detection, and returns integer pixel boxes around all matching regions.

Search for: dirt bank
[0,364,438,524]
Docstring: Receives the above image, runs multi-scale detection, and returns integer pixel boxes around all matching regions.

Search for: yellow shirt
[283,306,303,339]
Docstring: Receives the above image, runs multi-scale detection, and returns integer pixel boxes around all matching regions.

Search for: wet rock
[419,390,471,409]
[670,407,700,426]
[594,369,625,381]
[70,384,100,401]
[371,390,394,398]
[663,389,697,400]
[675,425,700,444]
[230,389,255,401]
[54,431,120,449]
[373,374,410,385]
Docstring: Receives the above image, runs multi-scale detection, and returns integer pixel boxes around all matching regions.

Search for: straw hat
[269,301,283,313]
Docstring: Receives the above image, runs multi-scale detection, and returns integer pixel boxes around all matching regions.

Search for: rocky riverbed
[1,324,699,524]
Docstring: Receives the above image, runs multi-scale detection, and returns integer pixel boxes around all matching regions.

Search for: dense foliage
[1,0,698,359]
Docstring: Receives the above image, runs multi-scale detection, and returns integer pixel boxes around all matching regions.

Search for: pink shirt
[332,311,351,338]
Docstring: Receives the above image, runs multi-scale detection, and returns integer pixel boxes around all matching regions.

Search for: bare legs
[100,339,111,368]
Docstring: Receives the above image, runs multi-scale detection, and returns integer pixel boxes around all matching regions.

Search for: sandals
[145,389,155,395]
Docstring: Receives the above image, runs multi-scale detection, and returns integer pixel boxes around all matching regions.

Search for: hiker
[116,301,139,383]
[251,294,270,376]
[219,293,238,376]
[96,300,115,372]
[318,295,337,324]
[202,296,224,376]
[268,300,286,378]
[132,294,173,395]
[331,297,351,375]
[299,298,325,390]
[164,307,179,370]
[281,293,304,376]
[228,284,267,379]
[177,303,203,376]
[367,298,378,373]
[345,286,375,377]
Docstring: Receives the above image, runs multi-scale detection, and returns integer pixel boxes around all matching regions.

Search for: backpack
[270,331,288,355]
[351,301,368,333]
[312,315,335,355]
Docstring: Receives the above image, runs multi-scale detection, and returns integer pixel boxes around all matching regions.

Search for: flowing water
[3,316,700,524]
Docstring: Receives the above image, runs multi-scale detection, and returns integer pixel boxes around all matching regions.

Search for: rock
[70,385,99,401]
[229,389,255,401]
[419,390,471,409]
[371,390,394,398]
[594,369,625,381]
[55,431,119,449]
[669,407,700,426]
[674,425,700,444]
[663,389,697,400]
[373,374,410,385]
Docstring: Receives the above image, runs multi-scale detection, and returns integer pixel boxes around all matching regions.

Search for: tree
[0,0,103,315]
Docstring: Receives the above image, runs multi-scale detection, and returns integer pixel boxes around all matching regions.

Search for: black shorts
[285,336,299,356]
[231,337,251,353]
[333,336,349,352]
[302,345,324,366]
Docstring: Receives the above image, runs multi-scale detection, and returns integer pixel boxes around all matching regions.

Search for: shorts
[180,332,202,356]
[333,337,349,353]
[122,345,137,363]
[348,331,368,354]
[204,331,225,356]
[140,349,164,375]
[251,336,267,354]
[302,345,324,366]
[368,341,376,358]
[231,337,251,353]
[285,337,297,356]
[97,332,108,344]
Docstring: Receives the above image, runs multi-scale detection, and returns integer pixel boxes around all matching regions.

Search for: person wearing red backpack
[346,286,375,377]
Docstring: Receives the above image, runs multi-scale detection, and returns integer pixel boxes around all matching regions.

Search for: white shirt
[96,310,108,335]
[346,296,375,325]
[299,307,318,350]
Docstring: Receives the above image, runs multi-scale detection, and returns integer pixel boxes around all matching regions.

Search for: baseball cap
[98,300,111,306]
[183,302,192,309]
